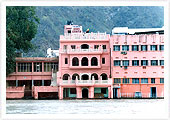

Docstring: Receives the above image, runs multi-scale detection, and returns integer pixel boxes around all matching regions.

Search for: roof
[112,27,164,35]
[16,57,58,62]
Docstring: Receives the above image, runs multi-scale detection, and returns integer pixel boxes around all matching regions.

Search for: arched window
[91,73,98,80]
[72,57,79,66]
[81,74,89,80]
[81,57,88,66]
[100,73,108,80]
[63,74,70,80]
[81,44,89,49]
[72,73,80,80]
[91,57,98,66]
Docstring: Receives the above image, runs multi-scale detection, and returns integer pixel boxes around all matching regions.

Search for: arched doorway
[72,73,80,80]
[72,57,79,66]
[91,73,98,80]
[81,74,89,80]
[91,57,98,66]
[100,73,108,80]
[63,74,70,80]
[81,57,88,66]
[82,88,88,98]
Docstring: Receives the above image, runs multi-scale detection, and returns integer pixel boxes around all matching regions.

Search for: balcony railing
[61,79,112,85]
[61,33,109,40]
[62,48,108,55]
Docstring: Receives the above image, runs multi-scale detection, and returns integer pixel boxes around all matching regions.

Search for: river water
[6,99,166,116]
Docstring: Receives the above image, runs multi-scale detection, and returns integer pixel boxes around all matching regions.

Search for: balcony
[69,65,101,69]
[67,49,104,55]
[60,33,110,41]
[61,79,112,86]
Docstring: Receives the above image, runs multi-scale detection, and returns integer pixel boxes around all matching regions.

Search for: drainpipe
[109,48,112,78]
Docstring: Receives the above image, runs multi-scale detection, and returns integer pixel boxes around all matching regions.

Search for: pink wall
[6,86,25,99]
[32,86,58,99]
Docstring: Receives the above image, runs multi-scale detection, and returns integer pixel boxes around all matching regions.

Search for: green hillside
[25,6,164,57]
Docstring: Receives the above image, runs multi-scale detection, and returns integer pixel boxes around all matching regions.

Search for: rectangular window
[71,45,76,49]
[132,45,139,51]
[102,45,106,49]
[159,45,164,51]
[141,60,148,66]
[151,78,155,84]
[150,45,157,51]
[122,60,129,66]
[18,63,32,72]
[141,45,147,51]
[102,58,105,64]
[64,45,67,50]
[132,78,139,84]
[113,45,120,51]
[141,45,148,51]
[65,58,68,64]
[151,60,158,66]
[160,78,164,83]
[94,45,99,49]
[141,78,148,84]
[122,78,130,84]
[34,62,42,72]
[122,45,129,51]
[114,60,121,66]
[114,78,121,83]
[132,60,139,66]
[160,60,164,66]
[44,62,58,72]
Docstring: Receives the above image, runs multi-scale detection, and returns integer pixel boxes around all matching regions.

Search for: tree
[6,6,39,75]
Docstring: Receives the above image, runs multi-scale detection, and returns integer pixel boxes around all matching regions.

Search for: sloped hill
[25,6,164,57]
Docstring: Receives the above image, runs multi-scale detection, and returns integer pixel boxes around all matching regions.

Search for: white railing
[61,79,112,84]
[77,80,93,84]
[62,33,108,40]
[63,48,107,53]
[121,93,151,98]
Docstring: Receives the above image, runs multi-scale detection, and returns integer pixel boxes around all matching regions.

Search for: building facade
[6,25,164,99]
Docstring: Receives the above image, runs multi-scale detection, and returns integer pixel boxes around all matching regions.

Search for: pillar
[42,62,44,72]
[16,80,18,87]
[32,62,34,72]
[110,86,113,99]
[16,62,18,73]
[88,58,91,67]
[59,86,63,100]
[89,87,94,98]
[42,80,44,86]
[32,80,34,86]
[76,87,82,98]
[108,87,111,98]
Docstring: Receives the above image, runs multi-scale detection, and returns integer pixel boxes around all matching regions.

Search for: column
[79,59,81,67]
[16,62,18,73]
[42,80,44,86]
[16,80,18,87]
[76,87,82,98]
[89,87,94,98]
[110,86,113,99]
[108,87,111,98]
[32,62,34,72]
[59,86,63,100]
[42,62,44,73]
[32,80,34,86]
[88,58,91,67]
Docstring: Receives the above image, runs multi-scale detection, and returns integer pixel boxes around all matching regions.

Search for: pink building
[6,25,164,99]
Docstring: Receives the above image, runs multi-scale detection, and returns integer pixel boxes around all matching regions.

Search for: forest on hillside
[25,6,164,57]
